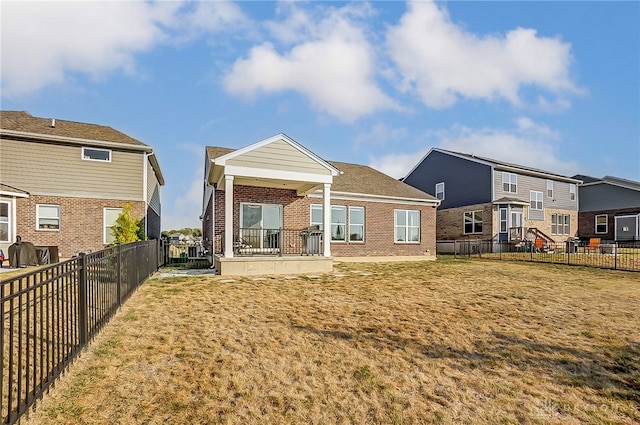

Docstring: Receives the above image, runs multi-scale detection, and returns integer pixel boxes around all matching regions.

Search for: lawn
[22,259,639,424]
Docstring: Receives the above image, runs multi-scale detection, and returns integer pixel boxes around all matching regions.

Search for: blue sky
[2,1,638,230]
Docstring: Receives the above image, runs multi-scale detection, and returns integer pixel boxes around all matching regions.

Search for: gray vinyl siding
[227,140,331,175]
[579,184,640,212]
[403,151,492,209]
[493,170,578,211]
[0,138,144,200]
[146,160,161,215]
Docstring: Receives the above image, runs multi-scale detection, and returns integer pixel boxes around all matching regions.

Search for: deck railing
[1,240,163,425]
[216,228,324,256]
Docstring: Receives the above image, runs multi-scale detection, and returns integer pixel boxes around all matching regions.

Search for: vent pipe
[51,118,56,128]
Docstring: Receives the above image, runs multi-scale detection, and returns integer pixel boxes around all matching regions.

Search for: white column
[224,175,234,258]
[322,183,331,257]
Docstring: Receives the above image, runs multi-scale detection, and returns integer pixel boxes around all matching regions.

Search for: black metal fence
[439,239,640,272]
[1,240,163,425]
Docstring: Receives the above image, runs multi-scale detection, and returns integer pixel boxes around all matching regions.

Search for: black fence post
[117,244,122,306]
[499,241,502,260]
[614,242,618,270]
[77,253,88,346]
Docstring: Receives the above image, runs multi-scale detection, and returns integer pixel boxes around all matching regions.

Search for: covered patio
[204,135,341,275]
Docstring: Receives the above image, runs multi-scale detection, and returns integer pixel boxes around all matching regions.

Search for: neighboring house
[573,175,640,242]
[0,111,164,259]
[202,134,439,275]
[402,148,581,245]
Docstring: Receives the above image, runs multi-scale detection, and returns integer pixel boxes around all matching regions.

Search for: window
[569,184,576,201]
[311,205,366,242]
[310,205,323,229]
[595,215,608,234]
[499,208,507,233]
[349,207,365,242]
[435,182,445,200]
[104,208,123,244]
[394,210,420,243]
[464,210,483,234]
[330,206,347,241]
[0,201,9,242]
[547,180,553,198]
[530,191,543,210]
[502,172,517,193]
[551,214,570,235]
[37,204,60,230]
[82,147,111,162]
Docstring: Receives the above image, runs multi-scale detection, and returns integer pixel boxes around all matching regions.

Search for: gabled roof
[210,133,341,176]
[205,146,438,203]
[1,111,164,186]
[574,174,640,191]
[407,148,581,183]
[0,111,148,148]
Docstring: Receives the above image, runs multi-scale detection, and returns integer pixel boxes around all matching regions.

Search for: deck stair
[526,227,555,251]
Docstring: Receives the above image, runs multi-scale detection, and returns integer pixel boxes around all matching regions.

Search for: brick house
[0,111,164,259]
[402,148,581,247]
[202,134,439,275]
[573,175,640,242]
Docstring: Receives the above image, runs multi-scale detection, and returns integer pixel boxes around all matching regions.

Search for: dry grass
[22,259,640,424]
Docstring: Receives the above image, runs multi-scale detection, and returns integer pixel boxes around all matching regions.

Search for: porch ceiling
[233,176,321,194]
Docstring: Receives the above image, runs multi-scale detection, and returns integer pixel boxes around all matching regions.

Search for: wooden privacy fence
[440,239,640,272]
[1,240,164,425]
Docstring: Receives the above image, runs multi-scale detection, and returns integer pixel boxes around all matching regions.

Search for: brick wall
[437,203,494,240]
[211,185,436,257]
[524,208,579,241]
[578,207,640,241]
[16,195,146,258]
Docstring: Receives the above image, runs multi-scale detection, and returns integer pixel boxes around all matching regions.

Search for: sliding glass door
[240,203,282,249]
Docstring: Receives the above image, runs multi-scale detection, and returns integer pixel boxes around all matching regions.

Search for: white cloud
[368,150,429,179]
[223,3,397,122]
[369,118,580,180]
[163,171,204,230]
[353,123,408,151]
[1,1,248,97]
[386,0,578,108]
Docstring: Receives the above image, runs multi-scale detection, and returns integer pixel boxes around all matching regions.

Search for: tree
[110,203,143,244]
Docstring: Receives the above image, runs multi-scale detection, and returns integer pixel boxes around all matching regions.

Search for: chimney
[51,118,55,128]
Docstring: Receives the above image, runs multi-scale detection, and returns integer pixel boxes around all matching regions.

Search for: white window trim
[569,184,576,201]
[529,191,543,211]
[551,213,571,235]
[394,209,420,244]
[502,172,517,193]
[36,204,61,231]
[104,207,123,244]
[595,214,608,234]
[463,210,483,234]
[331,205,347,242]
[82,146,112,162]
[348,206,365,243]
[0,200,10,242]
[435,182,445,201]
[547,180,553,198]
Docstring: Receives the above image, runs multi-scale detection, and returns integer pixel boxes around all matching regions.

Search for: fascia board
[224,164,334,184]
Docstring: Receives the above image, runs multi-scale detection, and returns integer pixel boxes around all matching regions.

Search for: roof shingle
[206,146,437,202]
[0,111,148,147]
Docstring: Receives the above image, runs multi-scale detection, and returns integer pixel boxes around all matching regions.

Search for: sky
[2,0,639,230]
